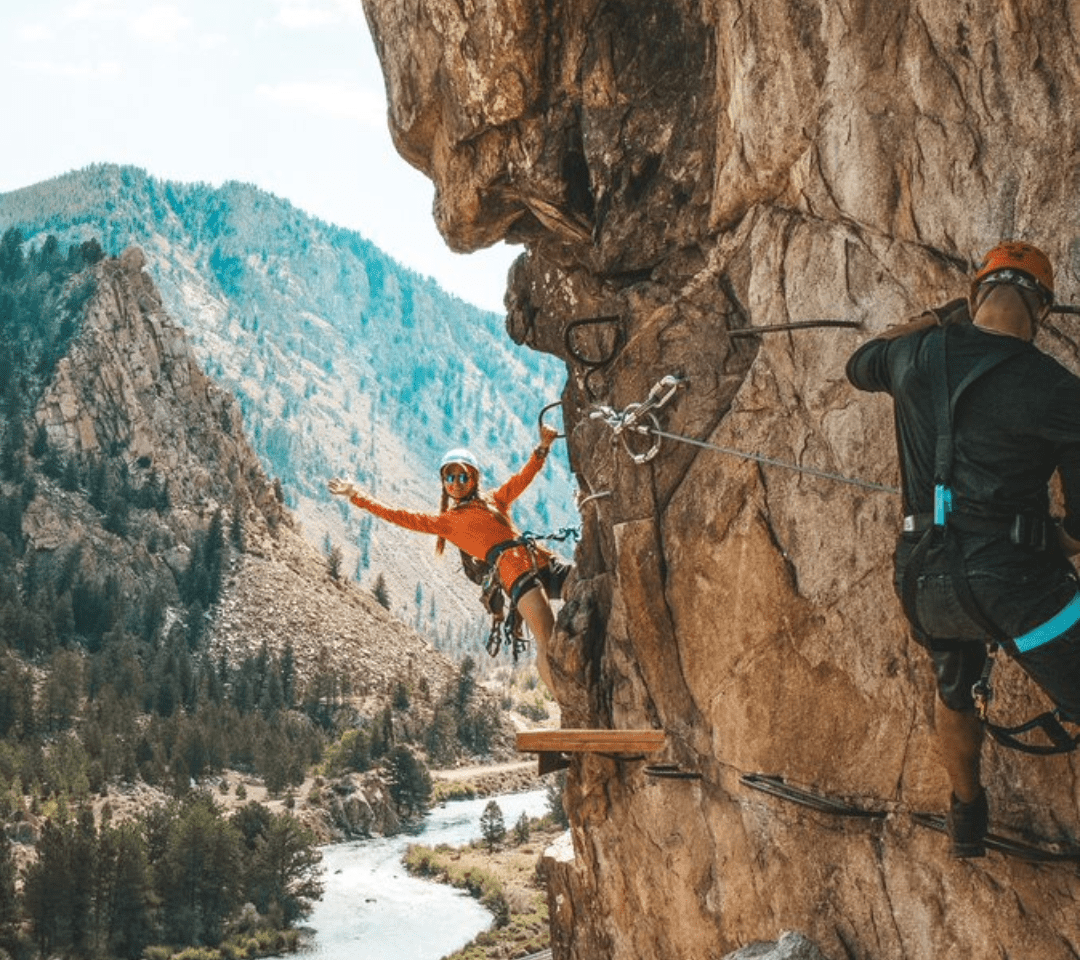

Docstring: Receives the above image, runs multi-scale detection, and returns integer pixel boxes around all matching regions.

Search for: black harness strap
[986,710,1080,755]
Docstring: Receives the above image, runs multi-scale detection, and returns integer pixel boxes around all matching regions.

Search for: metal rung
[645,763,702,780]
[740,774,886,819]
[911,812,1080,863]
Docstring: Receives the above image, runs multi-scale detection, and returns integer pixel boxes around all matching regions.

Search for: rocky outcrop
[36,247,282,525]
[26,247,465,711]
[313,773,402,840]
[361,1,1080,958]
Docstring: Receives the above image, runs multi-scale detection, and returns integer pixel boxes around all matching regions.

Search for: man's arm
[846,309,944,393]
[871,311,940,341]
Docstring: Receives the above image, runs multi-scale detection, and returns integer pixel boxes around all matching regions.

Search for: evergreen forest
[0,230,511,960]
[0,165,578,655]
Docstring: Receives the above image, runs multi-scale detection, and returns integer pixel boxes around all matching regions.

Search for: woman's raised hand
[327,477,355,498]
[539,423,559,450]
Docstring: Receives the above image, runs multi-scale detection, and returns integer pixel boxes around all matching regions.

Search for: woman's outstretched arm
[328,477,444,536]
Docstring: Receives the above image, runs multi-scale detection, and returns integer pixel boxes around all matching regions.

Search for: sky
[0,0,518,312]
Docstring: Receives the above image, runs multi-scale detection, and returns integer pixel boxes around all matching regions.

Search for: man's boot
[936,704,987,858]
[947,788,988,858]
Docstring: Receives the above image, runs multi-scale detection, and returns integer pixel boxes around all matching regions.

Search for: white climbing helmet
[439,447,479,474]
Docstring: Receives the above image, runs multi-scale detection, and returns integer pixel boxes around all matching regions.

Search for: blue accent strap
[933,484,953,526]
[1014,592,1080,654]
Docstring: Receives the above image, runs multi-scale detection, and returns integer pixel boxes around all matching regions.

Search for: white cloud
[256,80,385,126]
[14,58,122,80]
[16,23,54,42]
[274,0,363,30]
[198,32,228,50]
[62,0,124,22]
[129,5,191,42]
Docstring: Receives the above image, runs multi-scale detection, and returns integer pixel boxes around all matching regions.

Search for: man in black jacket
[846,241,1080,857]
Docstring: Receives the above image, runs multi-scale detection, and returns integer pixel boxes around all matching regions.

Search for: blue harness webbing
[1014,592,1080,654]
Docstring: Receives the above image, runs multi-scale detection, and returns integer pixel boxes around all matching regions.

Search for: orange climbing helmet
[971,241,1054,304]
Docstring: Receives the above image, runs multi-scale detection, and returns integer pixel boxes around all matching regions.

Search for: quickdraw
[590,374,685,464]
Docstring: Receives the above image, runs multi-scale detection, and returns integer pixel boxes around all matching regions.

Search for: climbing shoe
[946,790,988,859]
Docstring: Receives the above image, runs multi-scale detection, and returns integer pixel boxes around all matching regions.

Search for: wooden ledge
[516,728,666,774]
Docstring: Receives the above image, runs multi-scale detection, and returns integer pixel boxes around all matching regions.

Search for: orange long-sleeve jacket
[350,448,553,592]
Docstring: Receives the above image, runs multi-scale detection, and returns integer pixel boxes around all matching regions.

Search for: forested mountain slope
[0,234,511,958]
[0,165,577,655]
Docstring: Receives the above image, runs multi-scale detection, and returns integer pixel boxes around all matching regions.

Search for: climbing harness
[590,374,686,465]
[476,527,580,662]
[897,324,1080,755]
[591,374,899,493]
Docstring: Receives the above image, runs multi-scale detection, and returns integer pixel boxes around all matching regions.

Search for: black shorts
[509,557,572,604]
[927,642,988,713]
[911,573,1080,719]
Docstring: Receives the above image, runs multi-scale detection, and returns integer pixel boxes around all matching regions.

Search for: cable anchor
[590,374,685,464]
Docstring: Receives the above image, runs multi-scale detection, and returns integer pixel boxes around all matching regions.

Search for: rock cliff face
[361,1,1080,958]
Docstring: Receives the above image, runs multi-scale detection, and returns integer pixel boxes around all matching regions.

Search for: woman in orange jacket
[328,424,570,688]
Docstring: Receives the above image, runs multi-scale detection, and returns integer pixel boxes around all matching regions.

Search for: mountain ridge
[0,163,578,658]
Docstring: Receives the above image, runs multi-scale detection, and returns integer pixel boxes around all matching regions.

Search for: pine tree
[385,745,432,817]
[244,812,323,926]
[157,794,241,946]
[69,807,96,956]
[101,821,152,960]
[372,572,390,609]
[327,544,343,581]
[0,829,17,952]
[480,800,506,852]
[24,816,75,954]
[513,810,531,845]
[280,639,296,708]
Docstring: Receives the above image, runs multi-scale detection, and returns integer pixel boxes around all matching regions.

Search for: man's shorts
[927,642,988,713]
[912,572,1080,720]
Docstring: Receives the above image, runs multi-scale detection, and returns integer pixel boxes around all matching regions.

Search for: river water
[289,789,550,960]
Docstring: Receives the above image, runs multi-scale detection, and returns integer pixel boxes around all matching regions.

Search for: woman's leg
[516,585,555,689]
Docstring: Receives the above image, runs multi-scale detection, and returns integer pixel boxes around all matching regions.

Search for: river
[287,789,550,960]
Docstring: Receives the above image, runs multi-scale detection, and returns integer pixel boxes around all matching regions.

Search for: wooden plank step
[517,728,665,753]
[516,729,665,775]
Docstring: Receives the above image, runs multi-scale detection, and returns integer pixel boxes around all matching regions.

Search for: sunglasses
[442,471,472,485]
